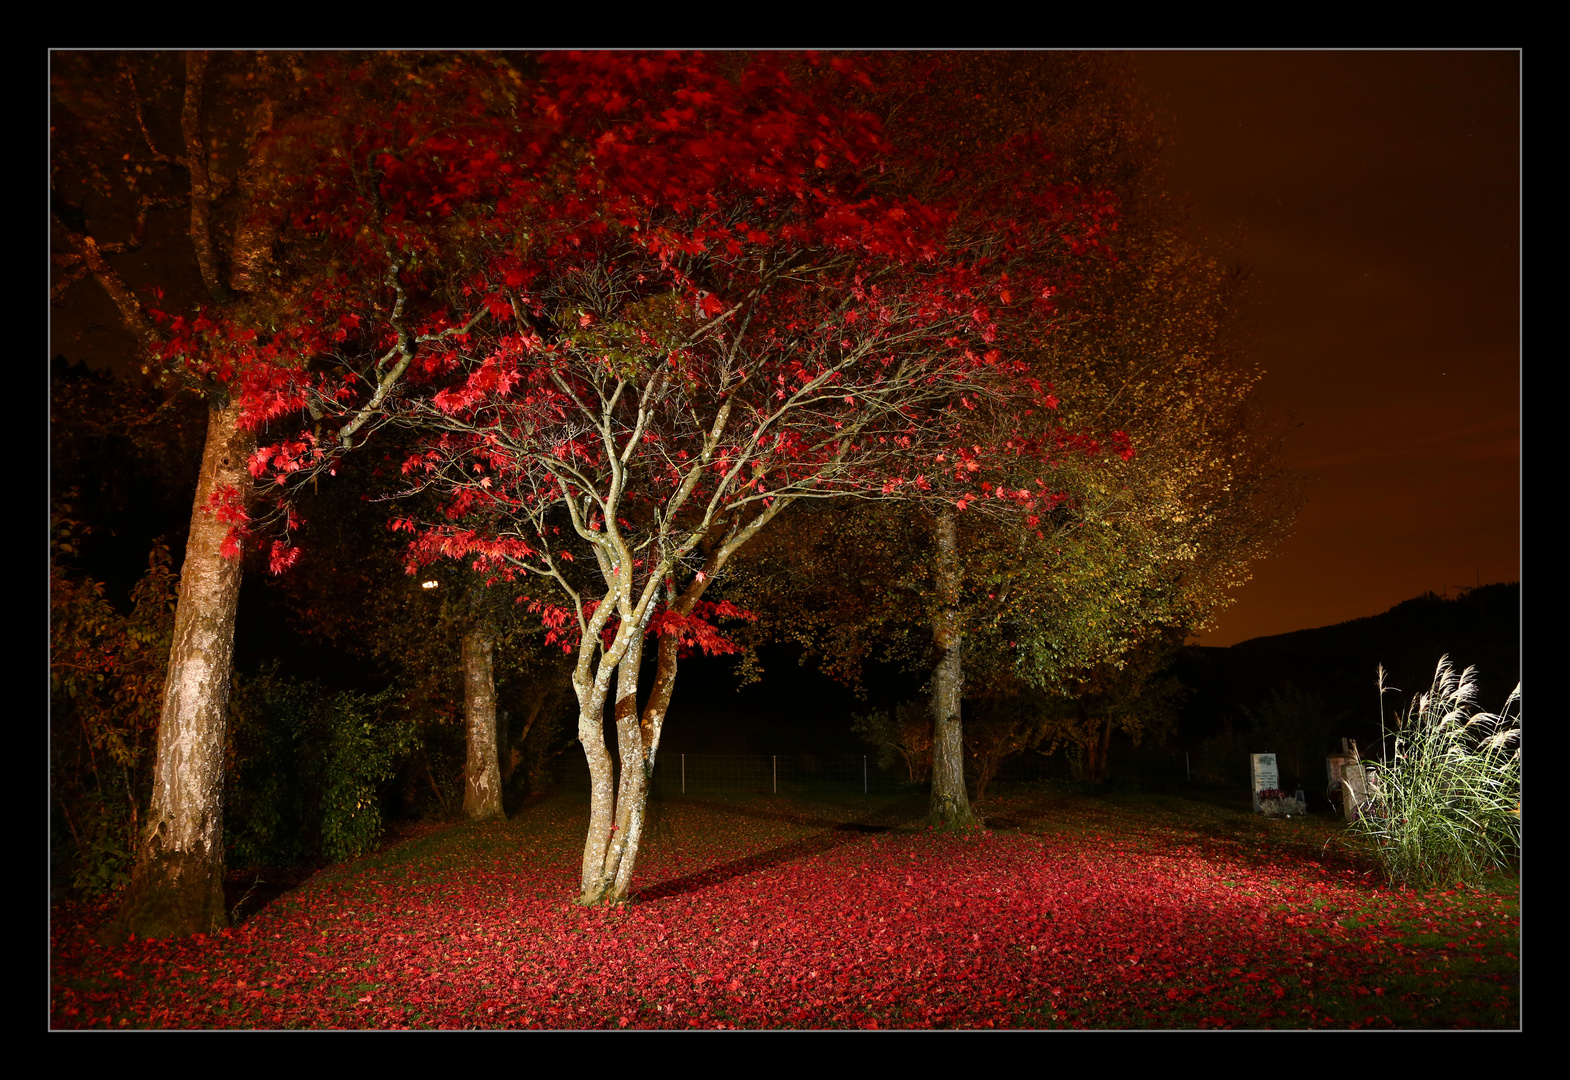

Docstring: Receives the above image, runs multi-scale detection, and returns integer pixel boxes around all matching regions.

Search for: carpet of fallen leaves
[50,786,1520,1029]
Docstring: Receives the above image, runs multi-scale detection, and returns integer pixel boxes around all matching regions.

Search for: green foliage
[51,501,177,896]
[850,700,933,784]
[227,668,416,867]
[67,795,137,896]
[1349,658,1520,890]
[1032,640,1187,784]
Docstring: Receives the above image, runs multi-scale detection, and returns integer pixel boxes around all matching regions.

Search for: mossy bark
[928,508,979,832]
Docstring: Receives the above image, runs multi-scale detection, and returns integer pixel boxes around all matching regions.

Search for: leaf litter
[50,786,1518,1029]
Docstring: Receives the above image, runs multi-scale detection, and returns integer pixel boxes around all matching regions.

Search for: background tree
[834,51,1148,830]
[252,441,579,823]
[722,52,1299,805]
[1030,636,1188,784]
[851,698,934,785]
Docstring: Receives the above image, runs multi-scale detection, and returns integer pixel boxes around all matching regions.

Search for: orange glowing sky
[1133,51,1519,645]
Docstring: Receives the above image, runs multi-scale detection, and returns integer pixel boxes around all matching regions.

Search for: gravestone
[1326,738,1370,822]
[1250,753,1279,813]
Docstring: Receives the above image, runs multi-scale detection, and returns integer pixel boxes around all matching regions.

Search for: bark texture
[929,507,979,831]
[461,628,504,821]
[121,398,254,938]
[575,546,736,905]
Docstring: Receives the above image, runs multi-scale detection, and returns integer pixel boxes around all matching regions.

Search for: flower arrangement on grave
[1257,788,1307,817]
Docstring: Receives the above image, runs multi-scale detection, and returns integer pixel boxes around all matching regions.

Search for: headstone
[1250,753,1279,813]
[1326,738,1369,822]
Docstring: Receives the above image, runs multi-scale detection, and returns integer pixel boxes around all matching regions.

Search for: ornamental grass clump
[1350,658,1520,890]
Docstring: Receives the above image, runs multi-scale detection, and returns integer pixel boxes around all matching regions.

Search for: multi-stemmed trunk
[929,507,979,831]
[461,628,505,821]
[574,545,741,905]
[120,398,254,938]
[575,597,690,905]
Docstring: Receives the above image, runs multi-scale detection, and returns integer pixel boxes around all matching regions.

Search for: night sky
[1133,51,1520,645]
[50,51,1522,649]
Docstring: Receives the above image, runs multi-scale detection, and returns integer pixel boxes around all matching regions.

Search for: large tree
[51,52,528,936]
[722,53,1298,808]
[343,52,1112,904]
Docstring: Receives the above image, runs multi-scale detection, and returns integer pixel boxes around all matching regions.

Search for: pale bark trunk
[121,398,253,938]
[575,657,620,900]
[577,571,711,904]
[573,502,790,905]
[929,508,979,831]
[461,628,504,821]
[605,631,652,901]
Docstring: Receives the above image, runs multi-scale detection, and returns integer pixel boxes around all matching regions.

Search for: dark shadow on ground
[222,866,318,926]
[633,793,925,902]
[222,817,463,925]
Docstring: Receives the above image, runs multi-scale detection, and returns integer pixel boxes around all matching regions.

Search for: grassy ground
[49,781,1519,1029]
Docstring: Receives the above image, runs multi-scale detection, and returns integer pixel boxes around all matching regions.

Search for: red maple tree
[245,52,1119,904]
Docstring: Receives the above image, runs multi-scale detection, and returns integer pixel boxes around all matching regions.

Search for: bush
[1348,657,1520,890]
[227,668,416,867]
[850,700,933,785]
[50,517,176,897]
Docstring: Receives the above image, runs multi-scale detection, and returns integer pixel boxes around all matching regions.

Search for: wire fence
[551,746,1198,796]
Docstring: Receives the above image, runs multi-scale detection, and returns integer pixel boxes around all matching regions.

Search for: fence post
[773,755,777,794]
[863,755,867,795]
[1186,752,1191,783]
[681,753,685,795]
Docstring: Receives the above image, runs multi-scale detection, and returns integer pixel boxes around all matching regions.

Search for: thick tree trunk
[461,628,504,821]
[929,508,979,832]
[120,398,253,939]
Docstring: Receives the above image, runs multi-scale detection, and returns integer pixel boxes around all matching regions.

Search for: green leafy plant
[227,668,415,867]
[50,502,177,896]
[1349,658,1520,890]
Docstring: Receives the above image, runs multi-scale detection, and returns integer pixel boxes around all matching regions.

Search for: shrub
[1349,657,1520,890]
[50,515,177,897]
[850,700,933,785]
[227,668,416,867]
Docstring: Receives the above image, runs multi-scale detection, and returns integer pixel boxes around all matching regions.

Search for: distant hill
[1171,582,1520,751]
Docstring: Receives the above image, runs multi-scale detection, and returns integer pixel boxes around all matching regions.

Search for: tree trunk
[1080,706,1114,784]
[577,567,716,905]
[575,646,621,902]
[461,627,504,821]
[929,507,978,831]
[120,398,253,939]
[579,604,664,905]
[605,629,653,902]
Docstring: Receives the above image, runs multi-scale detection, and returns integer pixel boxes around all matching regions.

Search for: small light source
[421,580,439,590]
